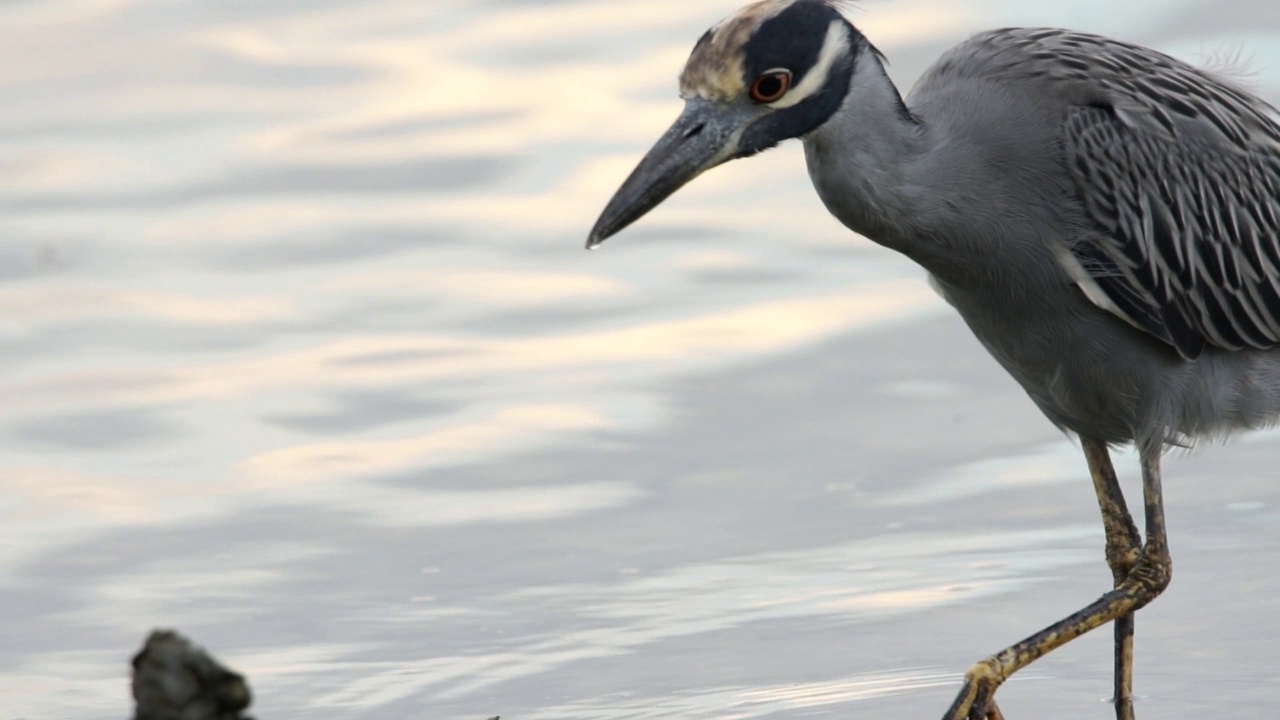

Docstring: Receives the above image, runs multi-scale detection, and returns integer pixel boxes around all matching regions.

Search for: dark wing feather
[1048,31,1280,359]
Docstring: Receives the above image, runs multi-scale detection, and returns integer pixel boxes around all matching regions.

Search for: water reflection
[3,1,1280,719]
[528,669,964,720]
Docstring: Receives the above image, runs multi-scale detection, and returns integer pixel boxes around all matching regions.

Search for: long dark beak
[587,100,741,249]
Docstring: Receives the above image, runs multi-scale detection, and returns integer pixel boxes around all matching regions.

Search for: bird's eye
[749,70,792,103]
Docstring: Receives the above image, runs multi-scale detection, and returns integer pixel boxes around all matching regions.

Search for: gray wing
[1034,30,1280,359]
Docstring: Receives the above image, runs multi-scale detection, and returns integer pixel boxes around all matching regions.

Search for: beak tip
[585,223,613,250]
[584,101,724,252]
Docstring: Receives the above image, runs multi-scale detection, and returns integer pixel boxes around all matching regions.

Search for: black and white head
[587,0,874,247]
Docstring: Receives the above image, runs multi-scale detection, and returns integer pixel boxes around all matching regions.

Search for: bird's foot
[941,657,1007,720]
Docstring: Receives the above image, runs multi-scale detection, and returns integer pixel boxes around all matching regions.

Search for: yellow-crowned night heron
[586,1,1280,718]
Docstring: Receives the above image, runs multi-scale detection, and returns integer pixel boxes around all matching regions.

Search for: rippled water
[4,1,1280,719]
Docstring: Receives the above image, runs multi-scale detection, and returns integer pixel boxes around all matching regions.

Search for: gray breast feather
[962,28,1280,359]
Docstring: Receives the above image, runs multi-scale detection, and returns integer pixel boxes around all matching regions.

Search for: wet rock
[131,630,253,720]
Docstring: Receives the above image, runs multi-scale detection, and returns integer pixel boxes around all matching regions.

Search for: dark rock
[131,630,253,720]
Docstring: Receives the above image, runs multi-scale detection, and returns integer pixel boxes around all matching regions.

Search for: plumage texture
[919,29,1280,361]
[801,23,1280,449]
[992,30,1280,362]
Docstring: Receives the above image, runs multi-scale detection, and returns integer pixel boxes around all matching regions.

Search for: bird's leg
[1082,437,1143,713]
[941,447,1171,720]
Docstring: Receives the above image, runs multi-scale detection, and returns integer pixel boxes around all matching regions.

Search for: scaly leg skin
[941,445,1171,720]
[1082,438,1143,718]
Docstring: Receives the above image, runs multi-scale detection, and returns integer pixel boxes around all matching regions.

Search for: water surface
[3,1,1280,719]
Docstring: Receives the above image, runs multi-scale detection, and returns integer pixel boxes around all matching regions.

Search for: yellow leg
[941,445,1171,720]
[1083,438,1143,714]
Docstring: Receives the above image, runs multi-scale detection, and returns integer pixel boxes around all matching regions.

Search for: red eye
[750,70,792,103]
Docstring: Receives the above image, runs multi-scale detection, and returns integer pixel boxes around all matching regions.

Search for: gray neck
[802,52,942,263]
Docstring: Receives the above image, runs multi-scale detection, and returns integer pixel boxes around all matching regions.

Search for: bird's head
[587,0,867,248]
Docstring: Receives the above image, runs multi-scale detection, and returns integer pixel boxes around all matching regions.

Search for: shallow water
[3,1,1280,718]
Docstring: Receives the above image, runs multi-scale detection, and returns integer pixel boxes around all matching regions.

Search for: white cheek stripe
[768,20,849,110]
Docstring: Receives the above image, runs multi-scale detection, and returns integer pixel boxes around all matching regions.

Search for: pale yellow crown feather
[678,0,852,102]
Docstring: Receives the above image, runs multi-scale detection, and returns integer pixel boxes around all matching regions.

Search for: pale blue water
[3,1,1280,719]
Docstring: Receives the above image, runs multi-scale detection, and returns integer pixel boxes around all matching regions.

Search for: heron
[585,0,1280,718]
